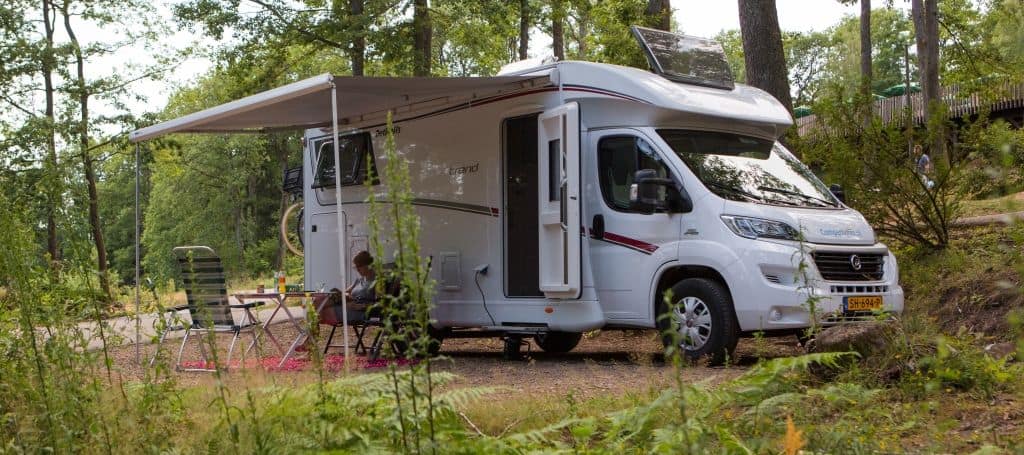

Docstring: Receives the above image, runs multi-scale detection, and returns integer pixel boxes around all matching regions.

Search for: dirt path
[102,323,801,395]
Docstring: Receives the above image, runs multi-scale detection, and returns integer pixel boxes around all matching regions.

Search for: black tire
[389,326,444,359]
[657,278,739,366]
[534,331,583,353]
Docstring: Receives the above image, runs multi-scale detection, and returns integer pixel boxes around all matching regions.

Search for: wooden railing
[797,80,1024,137]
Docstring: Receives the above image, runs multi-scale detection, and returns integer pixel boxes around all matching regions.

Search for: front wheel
[657,278,739,366]
[534,331,583,353]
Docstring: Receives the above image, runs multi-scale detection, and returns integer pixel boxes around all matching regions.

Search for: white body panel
[301,61,904,334]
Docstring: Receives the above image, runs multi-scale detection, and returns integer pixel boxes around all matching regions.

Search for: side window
[597,135,673,212]
[312,132,376,188]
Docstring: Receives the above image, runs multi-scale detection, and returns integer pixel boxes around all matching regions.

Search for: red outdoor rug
[180,355,417,372]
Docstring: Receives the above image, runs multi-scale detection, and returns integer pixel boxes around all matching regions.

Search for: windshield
[656,129,840,209]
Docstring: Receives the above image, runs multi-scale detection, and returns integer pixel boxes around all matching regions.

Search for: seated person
[327,251,377,321]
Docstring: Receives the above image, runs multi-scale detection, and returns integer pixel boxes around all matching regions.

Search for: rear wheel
[534,331,583,353]
[388,326,444,359]
[657,278,739,366]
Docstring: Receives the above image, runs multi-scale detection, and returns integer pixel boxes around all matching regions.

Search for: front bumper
[727,240,904,332]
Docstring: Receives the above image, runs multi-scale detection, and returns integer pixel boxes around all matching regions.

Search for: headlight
[720,215,799,240]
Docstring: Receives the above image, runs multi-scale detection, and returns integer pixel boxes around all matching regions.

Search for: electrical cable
[474,267,496,326]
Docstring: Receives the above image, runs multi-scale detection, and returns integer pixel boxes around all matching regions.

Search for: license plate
[844,295,883,312]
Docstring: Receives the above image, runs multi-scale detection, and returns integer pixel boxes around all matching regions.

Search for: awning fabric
[130,73,551,142]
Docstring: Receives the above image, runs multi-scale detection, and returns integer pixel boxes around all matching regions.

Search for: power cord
[474,265,496,326]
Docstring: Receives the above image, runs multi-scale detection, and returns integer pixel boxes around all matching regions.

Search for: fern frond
[435,386,502,409]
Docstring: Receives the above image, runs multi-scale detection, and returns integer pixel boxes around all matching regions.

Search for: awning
[130,72,552,142]
[127,70,551,368]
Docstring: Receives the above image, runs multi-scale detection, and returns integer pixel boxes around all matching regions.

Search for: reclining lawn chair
[147,278,190,368]
[172,246,265,372]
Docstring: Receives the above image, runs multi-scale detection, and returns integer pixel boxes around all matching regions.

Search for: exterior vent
[764,274,782,284]
[812,252,884,282]
[830,285,889,294]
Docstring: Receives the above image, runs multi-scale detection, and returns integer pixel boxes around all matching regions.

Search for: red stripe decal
[600,232,659,254]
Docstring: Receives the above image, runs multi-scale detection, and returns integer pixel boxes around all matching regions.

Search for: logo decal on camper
[373,126,401,137]
[818,228,862,238]
[447,163,479,176]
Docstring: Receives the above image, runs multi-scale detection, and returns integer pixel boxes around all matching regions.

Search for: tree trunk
[518,0,529,60]
[552,0,565,60]
[859,0,872,98]
[42,0,59,266]
[349,0,364,76]
[61,0,111,301]
[911,0,943,158]
[738,0,794,115]
[645,0,671,31]
[413,0,431,76]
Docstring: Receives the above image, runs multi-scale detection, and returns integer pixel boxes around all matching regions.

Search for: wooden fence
[797,80,1024,137]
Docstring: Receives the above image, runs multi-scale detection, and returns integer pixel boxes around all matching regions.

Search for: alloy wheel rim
[672,296,712,351]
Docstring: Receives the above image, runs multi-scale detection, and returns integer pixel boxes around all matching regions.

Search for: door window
[597,136,673,212]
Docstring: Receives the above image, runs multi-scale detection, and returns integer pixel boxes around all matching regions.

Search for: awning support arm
[134,142,142,365]
[330,82,351,368]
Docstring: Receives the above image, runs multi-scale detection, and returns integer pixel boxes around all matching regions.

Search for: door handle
[591,215,604,240]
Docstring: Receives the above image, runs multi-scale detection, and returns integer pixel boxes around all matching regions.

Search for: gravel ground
[102,322,803,394]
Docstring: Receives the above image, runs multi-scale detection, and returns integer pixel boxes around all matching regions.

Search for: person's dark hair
[353,250,373,268]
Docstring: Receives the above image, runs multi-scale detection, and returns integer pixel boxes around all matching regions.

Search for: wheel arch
[651,263,736,325]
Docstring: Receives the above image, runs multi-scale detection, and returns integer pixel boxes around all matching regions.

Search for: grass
[6,216,1024,452]
[960,191,1024,218]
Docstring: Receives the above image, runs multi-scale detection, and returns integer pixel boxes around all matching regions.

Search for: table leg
[246,296,286,356]
[276,294,332,369]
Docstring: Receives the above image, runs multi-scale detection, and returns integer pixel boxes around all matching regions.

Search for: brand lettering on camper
[818,228,862,238]
[373,126,401,137]
[448,163,479,176]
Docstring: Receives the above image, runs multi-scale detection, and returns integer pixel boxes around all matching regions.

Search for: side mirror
[829,183,846,204]
[630,169,689,214]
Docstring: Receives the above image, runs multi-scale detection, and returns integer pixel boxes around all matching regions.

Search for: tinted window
[597,136,672,211]
[657,129,839,208]
[312,133,375,188]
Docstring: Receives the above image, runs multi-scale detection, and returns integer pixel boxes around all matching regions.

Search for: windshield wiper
[757,186,838,208]
[704,181,796,206]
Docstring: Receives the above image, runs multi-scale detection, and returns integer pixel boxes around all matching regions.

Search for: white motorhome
[132,27,903,363]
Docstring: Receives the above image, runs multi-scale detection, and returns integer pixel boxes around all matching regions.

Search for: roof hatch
[630,25,735,91]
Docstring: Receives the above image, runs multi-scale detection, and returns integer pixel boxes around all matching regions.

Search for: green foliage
[799,99,963,249]
[587,0,650,69]
[902,333,1017,398]
[957,118,1024,198]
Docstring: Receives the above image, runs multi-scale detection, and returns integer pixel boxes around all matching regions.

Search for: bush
[800,108,962,248]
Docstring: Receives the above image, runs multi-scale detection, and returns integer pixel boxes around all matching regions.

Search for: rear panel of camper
[301,89,609,332]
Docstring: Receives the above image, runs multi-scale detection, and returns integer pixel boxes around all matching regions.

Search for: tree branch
[245,0,348,50]
[0,94,36,117]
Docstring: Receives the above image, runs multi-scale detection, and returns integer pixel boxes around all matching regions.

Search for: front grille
[812,252,884,281]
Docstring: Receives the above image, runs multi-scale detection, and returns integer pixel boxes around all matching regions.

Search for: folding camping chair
[319,298,383,356]
[319,263,398,357]
[172,246,266,372]
[320,260,436,359]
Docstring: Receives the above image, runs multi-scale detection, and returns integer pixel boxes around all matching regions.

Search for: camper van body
[301,60,905,349]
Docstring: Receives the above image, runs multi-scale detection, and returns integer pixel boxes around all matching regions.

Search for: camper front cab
[301,29,904,363]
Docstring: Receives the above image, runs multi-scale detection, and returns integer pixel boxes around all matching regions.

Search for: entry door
[537,102,581,299]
